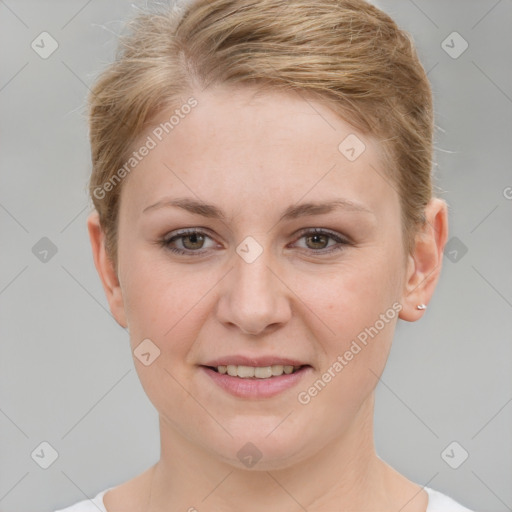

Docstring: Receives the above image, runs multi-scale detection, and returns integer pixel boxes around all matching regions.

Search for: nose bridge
[216,240,291,335]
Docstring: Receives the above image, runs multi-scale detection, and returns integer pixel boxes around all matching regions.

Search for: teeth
[237,365,255,378]
[215,364,301,378]
[254,366,272,378]
[271,365,283,376]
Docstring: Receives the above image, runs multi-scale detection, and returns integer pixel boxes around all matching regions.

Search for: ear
[87,210,128,328]
[398,198,449,322]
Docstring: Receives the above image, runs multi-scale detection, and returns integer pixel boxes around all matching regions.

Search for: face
[112,85,410,469]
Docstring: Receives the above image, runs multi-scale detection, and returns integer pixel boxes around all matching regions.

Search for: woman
[57,0,474,510]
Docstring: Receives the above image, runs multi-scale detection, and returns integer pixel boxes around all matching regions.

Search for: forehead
[120,85,398,222]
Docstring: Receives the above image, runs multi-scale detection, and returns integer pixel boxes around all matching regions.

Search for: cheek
[301,249,402,327]
[124,272,193,345]
[120,242,192,347]
[120,246,216,359]
[119,255,210,410]
[294,246,403,377]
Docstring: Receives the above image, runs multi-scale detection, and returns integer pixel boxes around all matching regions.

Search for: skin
[88,84,448,512]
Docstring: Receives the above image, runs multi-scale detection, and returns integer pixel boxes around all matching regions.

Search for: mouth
[206,364,305,379]
[200,362,312,399]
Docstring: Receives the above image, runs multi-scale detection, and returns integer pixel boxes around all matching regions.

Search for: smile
[212,364,303,378]
[201,364,311,399]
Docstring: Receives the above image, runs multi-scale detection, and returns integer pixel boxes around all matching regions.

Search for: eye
[160,229,218,255]
[159,227,350,257]
[292,228,350,254]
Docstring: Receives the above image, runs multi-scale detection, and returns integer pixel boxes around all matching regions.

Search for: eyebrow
[142,197,374,221]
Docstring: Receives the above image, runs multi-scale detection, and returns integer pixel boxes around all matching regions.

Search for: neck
[147,393,403,512]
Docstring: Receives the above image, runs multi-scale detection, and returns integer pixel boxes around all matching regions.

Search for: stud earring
[417,304,427,310]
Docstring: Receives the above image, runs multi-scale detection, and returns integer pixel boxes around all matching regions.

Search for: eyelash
[159,228,350,256]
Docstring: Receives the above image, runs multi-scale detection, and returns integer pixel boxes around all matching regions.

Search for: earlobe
[398,198,449,322]
[87,210,128,328]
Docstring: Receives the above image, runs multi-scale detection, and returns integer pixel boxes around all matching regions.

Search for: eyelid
[293,227,350,243]
[163,227,217,242]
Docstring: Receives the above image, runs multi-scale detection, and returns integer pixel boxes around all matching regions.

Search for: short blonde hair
[88,0,434,266]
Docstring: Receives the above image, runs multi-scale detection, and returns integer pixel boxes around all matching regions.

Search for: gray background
[1,1,511,511]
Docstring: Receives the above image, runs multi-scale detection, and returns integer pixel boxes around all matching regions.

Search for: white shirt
[54,485,474,511]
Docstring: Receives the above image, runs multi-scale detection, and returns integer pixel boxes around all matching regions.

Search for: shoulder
[425,487,474,512]
[55,467,154,512]
[54,487,112,512]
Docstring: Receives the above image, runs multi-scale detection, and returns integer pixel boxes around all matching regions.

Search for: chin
[201,419,320,471]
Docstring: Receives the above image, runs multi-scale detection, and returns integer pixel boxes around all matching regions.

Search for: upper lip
[202,356,309,367]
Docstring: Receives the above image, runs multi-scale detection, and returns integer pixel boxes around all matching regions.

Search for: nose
[215,247,292,336]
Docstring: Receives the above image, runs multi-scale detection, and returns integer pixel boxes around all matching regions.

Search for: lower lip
[201,366,311,399]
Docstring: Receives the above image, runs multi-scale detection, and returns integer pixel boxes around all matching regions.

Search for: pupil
[184,233,204,249]
[308,234,327,249]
